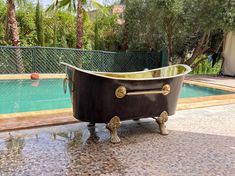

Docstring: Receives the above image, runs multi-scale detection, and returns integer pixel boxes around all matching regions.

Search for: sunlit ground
[0,104,234,175]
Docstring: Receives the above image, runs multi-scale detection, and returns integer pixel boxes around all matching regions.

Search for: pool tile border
[0,108,72,119]
[0,109,76,132]
[0,74,66,80]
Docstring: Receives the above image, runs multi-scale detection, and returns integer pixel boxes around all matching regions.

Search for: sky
[41,0,52,7]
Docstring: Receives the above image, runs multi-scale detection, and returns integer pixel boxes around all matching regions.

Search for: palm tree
[6,0,25,72]
[6,0,20,46]
[48,0,104,49]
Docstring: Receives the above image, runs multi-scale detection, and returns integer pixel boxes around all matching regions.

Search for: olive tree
[124,0,235,66]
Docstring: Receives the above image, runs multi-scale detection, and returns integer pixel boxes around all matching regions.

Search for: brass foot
[156,111,169,135]
[106,116,121,143]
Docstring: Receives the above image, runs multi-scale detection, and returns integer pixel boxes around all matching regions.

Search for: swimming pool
[0,79,234,114]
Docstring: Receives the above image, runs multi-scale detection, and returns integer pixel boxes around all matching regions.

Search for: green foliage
[185,0,235,32]
[0,0,7,45]
[0,0,234,76]
[47,0,82,12]
[190,54,222,75]
[44,11,76,48]
[192,60,222,75]
[16,1,37,46]
[125,0,235,60]
[91,11,121,50]
[35,0,44,46]
[0,0,116,49]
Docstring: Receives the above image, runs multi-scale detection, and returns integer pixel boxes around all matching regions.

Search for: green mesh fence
[0,46,160,74]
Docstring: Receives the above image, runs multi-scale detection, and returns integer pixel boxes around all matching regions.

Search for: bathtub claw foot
[156,111,169,135]
[106,116,121,143]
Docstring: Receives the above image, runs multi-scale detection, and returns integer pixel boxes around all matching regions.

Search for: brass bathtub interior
[97,65,187,79]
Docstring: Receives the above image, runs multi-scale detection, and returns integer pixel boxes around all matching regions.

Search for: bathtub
[61,62,191,143]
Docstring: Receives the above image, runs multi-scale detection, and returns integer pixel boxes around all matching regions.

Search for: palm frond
[82,0,87,4]
[47,0,77,12]
[92,0,108,15]
[59,0,72,8]
[16,0,26,6]
[46,0,60,12]
[83,9,89,23]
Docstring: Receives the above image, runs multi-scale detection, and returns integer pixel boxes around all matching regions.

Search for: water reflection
[54,127,99,144]
[6,133,25,155]
[0,124,125,175]
[0,134,25,175]
[65,126,125,175]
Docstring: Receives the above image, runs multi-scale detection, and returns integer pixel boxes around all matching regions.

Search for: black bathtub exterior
[62,63,191,124]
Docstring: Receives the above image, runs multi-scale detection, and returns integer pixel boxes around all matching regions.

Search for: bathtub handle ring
[115,84,171,98]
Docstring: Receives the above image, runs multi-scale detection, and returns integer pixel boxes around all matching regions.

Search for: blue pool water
[0,79,233,114]
[180,83,233,98]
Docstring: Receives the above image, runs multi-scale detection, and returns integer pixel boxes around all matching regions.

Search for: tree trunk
[167,30,173,61]
[122,21,128,51]
[184,32,210,66]
[164,17,174,62]
[7,0,19,46]
[53,24,57,46]
[76,0,83,49]
[7,0,24,73]
[94,17,98,50]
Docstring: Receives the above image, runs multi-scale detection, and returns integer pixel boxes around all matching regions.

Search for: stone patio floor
[0,104,234,176]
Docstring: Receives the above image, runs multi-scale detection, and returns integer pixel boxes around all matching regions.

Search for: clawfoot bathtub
[61,62,191,143]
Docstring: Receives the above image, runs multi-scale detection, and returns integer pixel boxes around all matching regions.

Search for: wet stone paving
[0,104,235,176]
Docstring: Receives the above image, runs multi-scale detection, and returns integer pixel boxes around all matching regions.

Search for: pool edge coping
[0,74,66,80]
[0,108,72,119]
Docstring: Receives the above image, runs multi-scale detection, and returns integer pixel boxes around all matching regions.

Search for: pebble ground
[0,104,234,176]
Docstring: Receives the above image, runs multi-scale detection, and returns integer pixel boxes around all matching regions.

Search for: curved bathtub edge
[60,62,192,81]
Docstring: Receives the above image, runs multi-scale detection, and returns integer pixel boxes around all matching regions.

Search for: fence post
[34,46,39,73]
[32,47,35,72]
